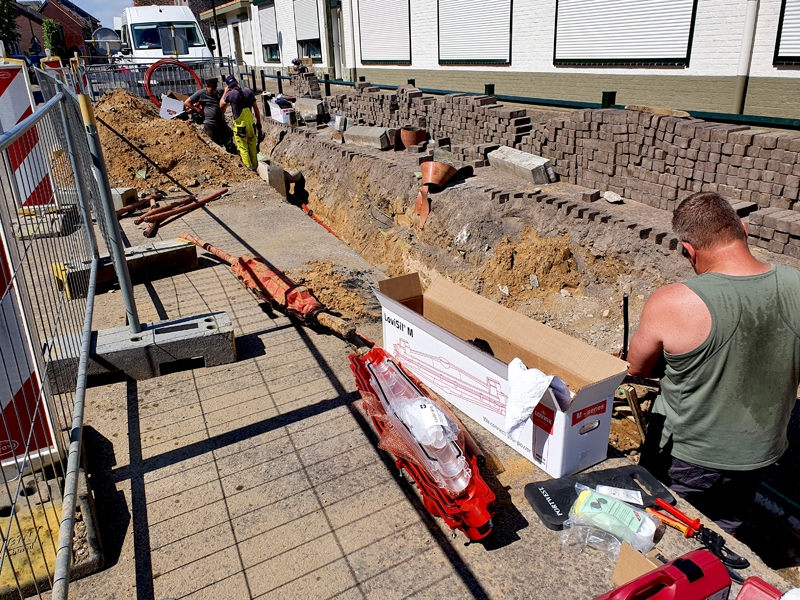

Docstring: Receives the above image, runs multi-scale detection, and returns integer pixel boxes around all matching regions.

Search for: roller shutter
[239,17,253,53]
[218,25,231,58]
[438,0,511,64]
[259,4,278,45]
[554,0,696,64]
[775,0,800,64]
[358,0,411,63]
[294,0,320,41]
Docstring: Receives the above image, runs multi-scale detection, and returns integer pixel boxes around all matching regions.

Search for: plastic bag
[560,484,659,561]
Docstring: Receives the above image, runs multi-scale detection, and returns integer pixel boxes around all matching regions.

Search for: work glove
[257,124,265,144]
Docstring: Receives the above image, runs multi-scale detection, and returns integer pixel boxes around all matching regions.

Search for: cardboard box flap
[374,289,508,378]
[423,276,627,391]
[378,273,423,315]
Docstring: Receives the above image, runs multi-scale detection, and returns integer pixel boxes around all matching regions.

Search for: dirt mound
[94,89,251,190]
[470,229,630,308]
[289,260,379,321]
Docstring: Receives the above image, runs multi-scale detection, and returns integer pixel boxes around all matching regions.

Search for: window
[438,0,512,65]
[554,0,698,66]
[131,22,205,49]
[263,43,279,62]
[298,39,322,62]
[259,2,279,61]
[358,0,410,64]
[294,0,319,40]
[238,14,253,54]
[775,0,800,65]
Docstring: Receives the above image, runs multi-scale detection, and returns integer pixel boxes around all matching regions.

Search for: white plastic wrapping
[560,484,660,561]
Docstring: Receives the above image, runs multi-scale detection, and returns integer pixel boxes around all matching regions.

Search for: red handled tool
[647,499,749,570]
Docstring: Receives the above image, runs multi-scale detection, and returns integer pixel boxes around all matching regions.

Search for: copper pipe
[134,196,196,224]
[116,193,163,218]
[144,189,228,223]
[142,222,157,237]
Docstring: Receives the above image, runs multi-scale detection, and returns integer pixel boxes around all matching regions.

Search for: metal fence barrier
[0,78,101,598]
[72,56,238,102]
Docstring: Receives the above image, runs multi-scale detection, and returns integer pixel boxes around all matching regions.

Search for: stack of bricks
[292,73,322,99]
[321,86,800,218]
[528,109,800,214]
[746,208,800,257]
[327,82,400,127]
[450,144,500,168]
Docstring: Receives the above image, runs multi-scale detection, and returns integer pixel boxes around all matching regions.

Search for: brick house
[11,2,45,55]
[38,0,100,56]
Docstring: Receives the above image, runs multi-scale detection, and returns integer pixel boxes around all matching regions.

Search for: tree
[42,18,66,59]
[0,0,21,52]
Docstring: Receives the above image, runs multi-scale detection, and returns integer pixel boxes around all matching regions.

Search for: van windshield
[131,22,205,49]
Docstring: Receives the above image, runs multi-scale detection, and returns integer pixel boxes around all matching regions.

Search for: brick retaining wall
[323,84,800,218]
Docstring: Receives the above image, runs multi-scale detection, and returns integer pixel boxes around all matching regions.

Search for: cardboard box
[376,273,627,477]
[268,101,294,124]
[612,543,664,586]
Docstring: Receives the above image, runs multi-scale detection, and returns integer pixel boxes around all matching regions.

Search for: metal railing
[0,78,101,598]
[71,56,238,101]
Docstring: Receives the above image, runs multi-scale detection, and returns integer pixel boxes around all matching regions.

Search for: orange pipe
[116,193,163,218]
[142,222,158,237]
[144,189,228,223]
[134,196,196,224]
[301,204,341,241]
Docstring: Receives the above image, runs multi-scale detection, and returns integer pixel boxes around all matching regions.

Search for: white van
[119,6,213,61]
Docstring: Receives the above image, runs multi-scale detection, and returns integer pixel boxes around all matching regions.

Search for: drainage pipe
[734,0,760,114]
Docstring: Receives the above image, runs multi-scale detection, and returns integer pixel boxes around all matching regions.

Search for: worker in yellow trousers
[220,75,262,171]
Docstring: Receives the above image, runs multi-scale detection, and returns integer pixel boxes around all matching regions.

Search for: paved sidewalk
[68,180,790,599]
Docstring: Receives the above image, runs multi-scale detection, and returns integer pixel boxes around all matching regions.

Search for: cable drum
[143,59,202,107]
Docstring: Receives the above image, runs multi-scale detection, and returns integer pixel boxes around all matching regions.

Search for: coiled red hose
[143,58,202,108]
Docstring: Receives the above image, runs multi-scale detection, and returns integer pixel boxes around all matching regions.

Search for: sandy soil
[94,89,252,190]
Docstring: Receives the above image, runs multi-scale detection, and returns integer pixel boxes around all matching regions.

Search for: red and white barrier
[0,61,56,209]
[0,226,55,467]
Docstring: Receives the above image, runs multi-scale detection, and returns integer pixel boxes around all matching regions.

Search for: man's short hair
[206,78,218,89]
[672,192,747,250]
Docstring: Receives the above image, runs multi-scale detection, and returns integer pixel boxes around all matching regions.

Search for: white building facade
[200,0,800,117]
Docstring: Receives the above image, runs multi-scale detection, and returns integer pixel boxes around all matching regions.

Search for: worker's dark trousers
[640,418,767,536]
[205,122,237,154]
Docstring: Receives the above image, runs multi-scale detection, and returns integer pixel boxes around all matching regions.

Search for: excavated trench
[264,123,800,582]
[264,122,694,356]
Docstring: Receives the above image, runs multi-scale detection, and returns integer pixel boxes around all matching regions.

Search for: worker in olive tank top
[628,192,800,536]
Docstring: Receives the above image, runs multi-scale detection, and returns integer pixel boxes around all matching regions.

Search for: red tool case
[737,577,783,599]
[593,550,731,600]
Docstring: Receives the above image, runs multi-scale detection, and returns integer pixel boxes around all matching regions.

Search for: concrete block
[487,146,552,185]
[111,187,137,212]
[12,202,80,240]
[294,98,329,123]
[52,238,198,299]
[334,115,347,131]
[344,126,395,150]
[258,163,288,197]
[45,312,236,393]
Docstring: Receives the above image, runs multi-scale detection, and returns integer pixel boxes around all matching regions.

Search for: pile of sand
[472,229,630,307]
[94,89,252,189]
[289,261,375,321]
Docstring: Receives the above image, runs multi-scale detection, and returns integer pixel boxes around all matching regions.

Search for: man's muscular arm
[627,288,668,377]
[627,283,711,377]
